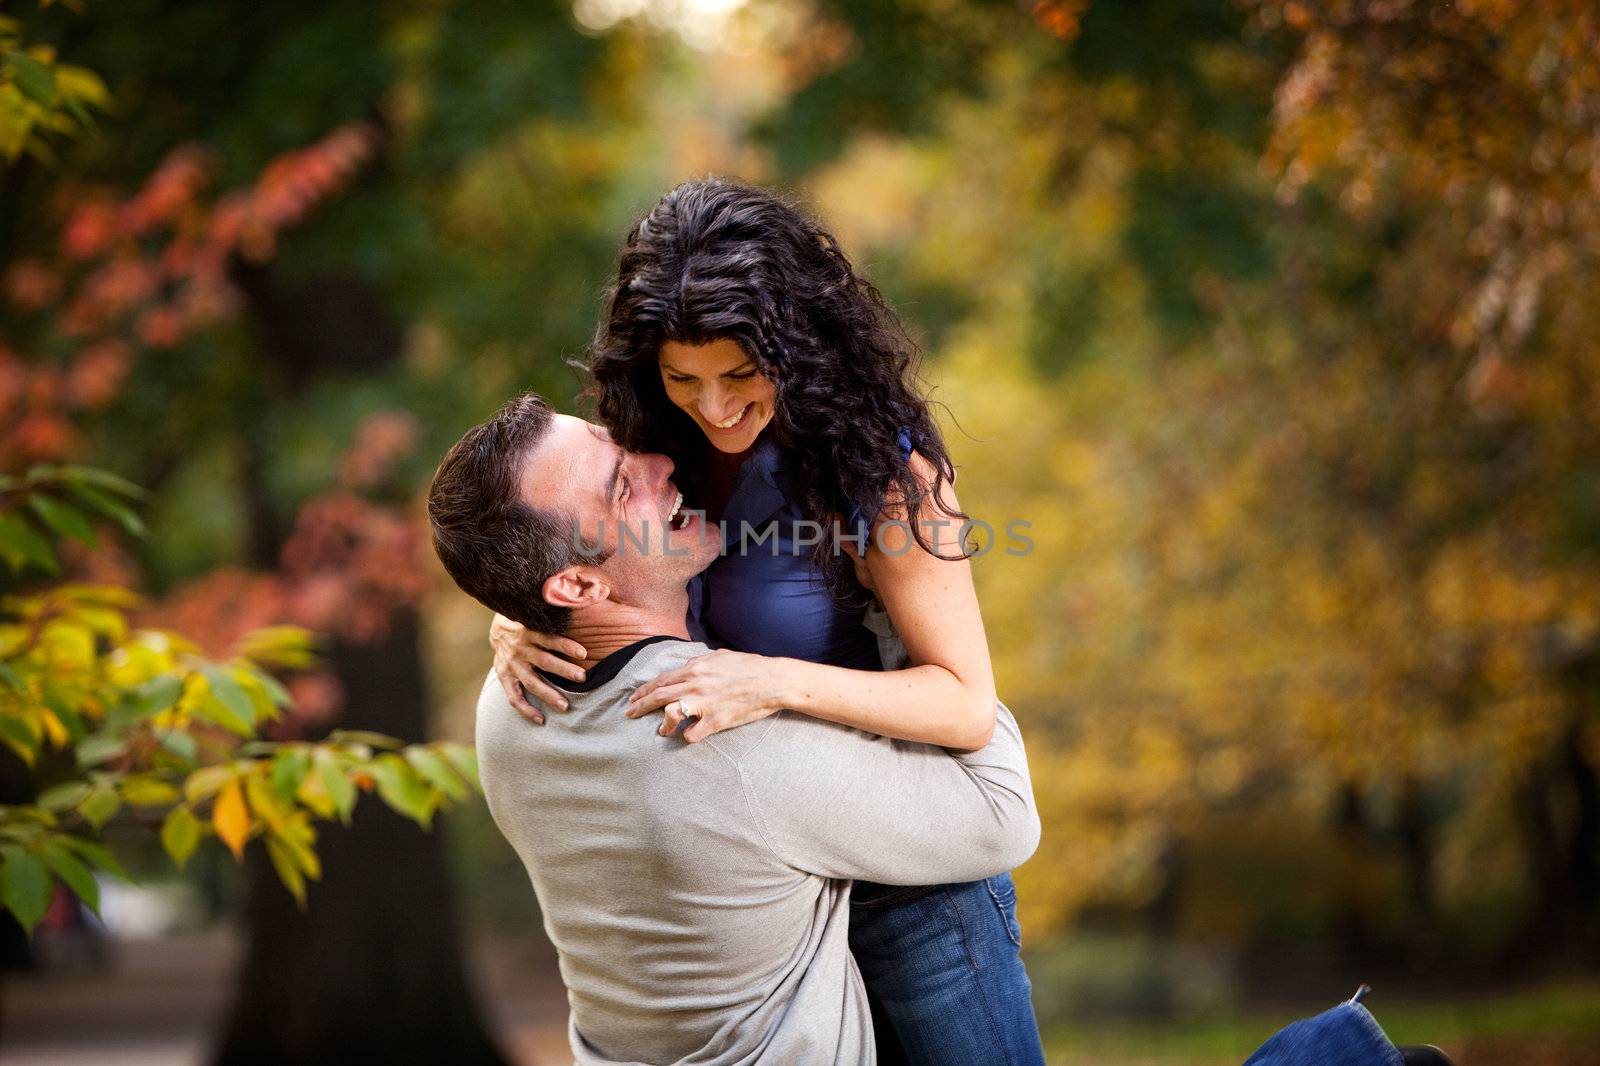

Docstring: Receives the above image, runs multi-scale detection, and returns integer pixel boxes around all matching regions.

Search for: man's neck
[566,595,691,670]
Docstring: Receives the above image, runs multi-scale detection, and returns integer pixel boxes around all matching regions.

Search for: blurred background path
[0,930,572,1066]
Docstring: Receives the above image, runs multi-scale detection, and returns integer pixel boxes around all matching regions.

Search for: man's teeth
[667,491,689,530]
[712,405,749,429]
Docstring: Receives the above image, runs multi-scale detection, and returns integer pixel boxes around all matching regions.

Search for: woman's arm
[628,453,999,751]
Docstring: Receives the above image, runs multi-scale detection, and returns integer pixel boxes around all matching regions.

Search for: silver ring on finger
[677,700,699,720]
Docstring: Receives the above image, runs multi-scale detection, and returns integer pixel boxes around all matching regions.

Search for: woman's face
[659,338,778,454]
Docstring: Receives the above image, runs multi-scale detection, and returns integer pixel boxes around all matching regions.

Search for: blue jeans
[849,872,1046,1066]
[1243,986,1405,1066]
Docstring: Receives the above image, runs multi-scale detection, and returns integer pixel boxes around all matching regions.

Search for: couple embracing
[428,179,1045,1065]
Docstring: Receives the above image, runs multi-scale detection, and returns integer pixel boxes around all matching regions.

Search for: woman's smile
[659,338,777,453]
[706,403,752,433]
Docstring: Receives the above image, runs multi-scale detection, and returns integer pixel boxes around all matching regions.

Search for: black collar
[538,635,684,693]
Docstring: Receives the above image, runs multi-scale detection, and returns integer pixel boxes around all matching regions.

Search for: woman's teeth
[711,404,750,430]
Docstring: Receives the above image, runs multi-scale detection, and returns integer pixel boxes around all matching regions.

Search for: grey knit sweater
[474,636,1039,1065]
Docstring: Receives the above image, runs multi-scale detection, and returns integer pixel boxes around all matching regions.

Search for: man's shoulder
[625,637,712,678]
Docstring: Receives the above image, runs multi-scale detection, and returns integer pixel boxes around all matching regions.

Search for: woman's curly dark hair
[585,177,969,603]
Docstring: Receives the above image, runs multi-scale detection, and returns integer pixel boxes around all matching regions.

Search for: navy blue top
[687,428,914,670]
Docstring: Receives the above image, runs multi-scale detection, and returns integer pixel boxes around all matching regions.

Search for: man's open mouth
[667,491,692,531]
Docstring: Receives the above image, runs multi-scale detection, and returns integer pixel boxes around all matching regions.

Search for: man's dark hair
[428,393,605,634]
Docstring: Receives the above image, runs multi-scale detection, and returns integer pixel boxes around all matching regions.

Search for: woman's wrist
[767,657,808,715]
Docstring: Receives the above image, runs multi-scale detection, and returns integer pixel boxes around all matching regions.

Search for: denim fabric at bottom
[849,871,1046,1066]
[1242,995,1404,1066]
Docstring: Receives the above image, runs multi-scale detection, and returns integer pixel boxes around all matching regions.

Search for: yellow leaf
[243,774,285,832]
[121,777,180,808]
[212,777,250,861]
[265,835,307,910]
[39,710,68,748]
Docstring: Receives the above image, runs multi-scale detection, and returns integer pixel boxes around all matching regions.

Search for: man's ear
[542,565,609,611]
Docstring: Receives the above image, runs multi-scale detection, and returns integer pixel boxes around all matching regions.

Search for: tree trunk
[1331,779,1372,959]
[1562,721,1599,920]
[1395,774,1435,924]
[210,611,508,1066]
[212,264,507,1064]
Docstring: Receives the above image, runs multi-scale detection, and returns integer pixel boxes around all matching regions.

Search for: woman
[491,179,1044,1065]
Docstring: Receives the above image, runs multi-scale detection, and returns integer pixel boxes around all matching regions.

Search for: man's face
[519,414,720,596]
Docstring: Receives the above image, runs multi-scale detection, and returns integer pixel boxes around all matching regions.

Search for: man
[428,393,1040,1065]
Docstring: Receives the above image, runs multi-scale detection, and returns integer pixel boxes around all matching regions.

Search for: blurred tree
[769,0,1599,973]
[1244,0,1600,955]
[0,21,484,1061]
[0,1,591,1058]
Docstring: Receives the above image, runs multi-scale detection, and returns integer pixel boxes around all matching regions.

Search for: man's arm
[722,700,1040,885]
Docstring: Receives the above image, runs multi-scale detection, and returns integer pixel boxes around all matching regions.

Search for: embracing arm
[735,701,1040,885]
[628,452,998,751]
[488,613,588,724]
[775,462,996,749]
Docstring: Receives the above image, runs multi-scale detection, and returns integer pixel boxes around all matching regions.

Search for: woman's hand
[626,650,789,743]
[490,613,588,725]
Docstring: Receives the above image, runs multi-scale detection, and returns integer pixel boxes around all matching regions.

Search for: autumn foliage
[0,108,469,932]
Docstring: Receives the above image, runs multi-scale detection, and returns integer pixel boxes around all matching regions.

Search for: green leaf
[314,751,356,825]
[158,730,198,761]
[59,90,95,132]
[77,786,121,830]
[270,749,311,801]
[5,51,58,106]
[0,513,59,575]
[0,849,52,934]
[183,764,235,805]
[0,662,22,692]
[264,834,307,910]
[202,667,256,730]
[243,667,293,708]
[368,754,437,829]
[76,732,127,767]
[160,806,201,872]
[292,771,335,819]
[62,481,145,538]
[132,676,184,718]
[54,64,110,109]
[120,777,180,807]
[37,839,98,914]
[56,836,130,882]
[28,495,96,547]
[0,713,38,764]
[404,746,470,804]
[57,465,148,499]
[238,673,278,725]
[190,690,252,737]
[36,781,91,812]
[41,685,86,740]
[439,744,480,791]
[328,729,405,751]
